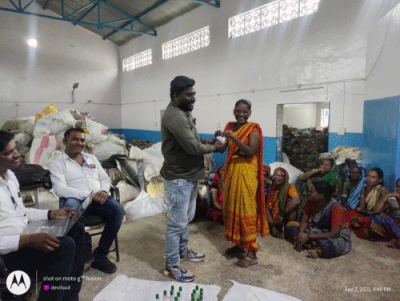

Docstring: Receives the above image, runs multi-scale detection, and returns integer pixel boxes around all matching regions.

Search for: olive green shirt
[160,102,216,181]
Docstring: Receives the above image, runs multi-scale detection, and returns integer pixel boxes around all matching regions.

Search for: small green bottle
[155,293,159,300]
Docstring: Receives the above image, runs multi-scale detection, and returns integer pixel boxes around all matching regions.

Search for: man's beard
[178,101,193,112]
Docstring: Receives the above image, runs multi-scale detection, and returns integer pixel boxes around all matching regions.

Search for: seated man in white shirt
[0,130,85,301]
[50,128,125,274]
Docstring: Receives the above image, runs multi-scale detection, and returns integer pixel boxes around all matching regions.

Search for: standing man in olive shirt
[161,76,225,282]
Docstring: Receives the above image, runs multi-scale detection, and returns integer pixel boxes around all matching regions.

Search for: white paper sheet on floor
[125,190,166,220]
[222,280,301,301]
[93,274,221,301]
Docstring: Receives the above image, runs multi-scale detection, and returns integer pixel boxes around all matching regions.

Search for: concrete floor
[28,213,400,301]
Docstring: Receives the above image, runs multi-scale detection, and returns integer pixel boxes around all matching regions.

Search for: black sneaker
[91,257,117,274]
[85,246,94,263]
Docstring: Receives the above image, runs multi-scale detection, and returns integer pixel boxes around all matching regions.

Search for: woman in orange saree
[216,99,269,267]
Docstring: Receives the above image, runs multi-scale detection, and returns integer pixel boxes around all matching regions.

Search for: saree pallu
[223,122,268,252]
[370,211,400,239]
[286,200,351,258]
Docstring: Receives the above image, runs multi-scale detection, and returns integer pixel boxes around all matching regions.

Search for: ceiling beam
[103,0,171,41]
[0,0,157,37]
[191,0,220,8]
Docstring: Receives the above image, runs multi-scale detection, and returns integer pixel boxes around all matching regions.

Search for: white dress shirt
[50,152,111,200]
[0,170,48,254]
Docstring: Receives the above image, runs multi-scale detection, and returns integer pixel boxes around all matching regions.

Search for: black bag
[11,164,52,189]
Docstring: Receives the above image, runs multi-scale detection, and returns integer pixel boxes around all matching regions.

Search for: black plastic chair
[59,186,120,262]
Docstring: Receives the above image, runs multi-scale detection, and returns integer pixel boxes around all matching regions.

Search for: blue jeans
[163,179,197,267]
[61,196,125,258]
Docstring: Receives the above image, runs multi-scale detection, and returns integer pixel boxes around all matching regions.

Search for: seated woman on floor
[347,167,389,238]
[266,167,300,238]
[369,178,400,249]
[295,158,342,219]
[286,180,351,258]
[206,165,225,224]
[341,164,366,210]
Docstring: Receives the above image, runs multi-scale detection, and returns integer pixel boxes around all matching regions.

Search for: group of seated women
[205,157,400,258]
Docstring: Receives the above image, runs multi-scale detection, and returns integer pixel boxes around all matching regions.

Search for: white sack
[282,152,290,164]
[92,138,127,162]
[142,142,164,160]
[269,162,304,184]
[117,181,141,205]
[78,118,108,145]
[14,132,33,147]
[125,191,166,220]
[33,109,76,137]
[223,280,301,301]
[30,133,57,165]
[41,150,62,170]
[129,146,163,181]
[18,116,35,135]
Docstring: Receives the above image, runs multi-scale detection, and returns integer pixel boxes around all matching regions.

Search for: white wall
[0,2,122,128]
[119,0,400,136]
[283,103,317,129]
[365,1,400,100]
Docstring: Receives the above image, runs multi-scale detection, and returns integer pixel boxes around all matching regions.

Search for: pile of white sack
[1,105,167,220]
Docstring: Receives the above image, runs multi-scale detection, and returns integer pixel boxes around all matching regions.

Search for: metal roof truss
[0,0,220,41]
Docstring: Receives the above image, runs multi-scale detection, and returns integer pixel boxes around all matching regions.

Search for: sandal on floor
[225,245,246,256]
[234,256,258,268]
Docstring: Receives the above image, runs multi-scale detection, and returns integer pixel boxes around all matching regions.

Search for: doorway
[276,103,330,172]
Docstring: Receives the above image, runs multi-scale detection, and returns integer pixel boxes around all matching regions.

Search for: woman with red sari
[266,167,300,238]
[215,99,269,267]
[206,165,225,224]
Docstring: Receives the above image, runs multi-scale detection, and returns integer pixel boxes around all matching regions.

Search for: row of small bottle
[155,285,204,301]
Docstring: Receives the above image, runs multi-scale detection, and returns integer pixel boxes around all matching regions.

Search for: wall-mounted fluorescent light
[280,86,324,93]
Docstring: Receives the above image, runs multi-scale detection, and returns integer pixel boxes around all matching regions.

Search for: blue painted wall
[362,96,400,192]
[328,132,363,151]
[110,128,277,168]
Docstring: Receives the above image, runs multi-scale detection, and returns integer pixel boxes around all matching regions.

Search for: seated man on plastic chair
[0,130,85,301]
[50,128,125,274]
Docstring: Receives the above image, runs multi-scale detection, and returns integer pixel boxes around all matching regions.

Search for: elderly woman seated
[265,167,299,239]
[286,180,351,259]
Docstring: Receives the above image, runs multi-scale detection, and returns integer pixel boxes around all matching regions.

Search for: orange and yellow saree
[223,121,269,252]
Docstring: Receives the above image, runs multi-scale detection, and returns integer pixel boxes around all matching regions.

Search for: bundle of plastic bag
[33,109,76,137]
